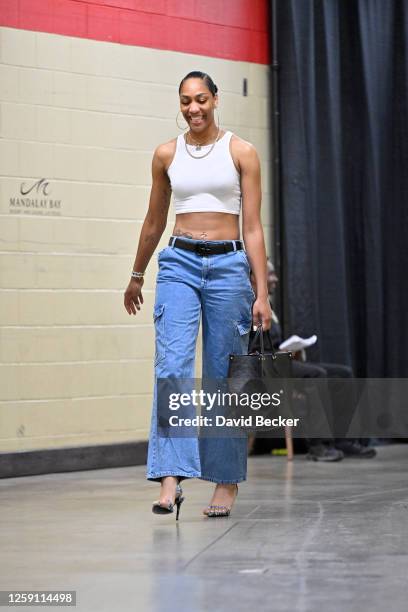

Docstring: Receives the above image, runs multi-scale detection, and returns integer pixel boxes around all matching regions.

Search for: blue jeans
[146,236,255,484]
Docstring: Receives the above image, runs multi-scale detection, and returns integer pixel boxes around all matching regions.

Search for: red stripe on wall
[0,0,269,64]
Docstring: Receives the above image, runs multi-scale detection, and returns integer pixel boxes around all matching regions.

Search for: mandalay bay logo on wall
[9,178,62,216]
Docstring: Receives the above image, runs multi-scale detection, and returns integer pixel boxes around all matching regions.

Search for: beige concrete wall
[0,26,272,452]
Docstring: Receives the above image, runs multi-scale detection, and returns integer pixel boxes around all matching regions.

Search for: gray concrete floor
[1,445,408,612]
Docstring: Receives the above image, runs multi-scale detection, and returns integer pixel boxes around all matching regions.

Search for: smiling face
[179,77,218,134]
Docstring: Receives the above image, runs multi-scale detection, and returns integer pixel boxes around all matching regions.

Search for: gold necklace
[184,128,221,159]
[187,132,213,149]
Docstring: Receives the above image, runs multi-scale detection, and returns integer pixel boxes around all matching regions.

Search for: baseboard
[0,441,148,479]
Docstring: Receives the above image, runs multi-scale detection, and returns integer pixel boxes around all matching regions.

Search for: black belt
[169,237,243,256]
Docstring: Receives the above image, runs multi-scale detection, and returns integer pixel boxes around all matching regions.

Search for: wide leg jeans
[146,237,255,484]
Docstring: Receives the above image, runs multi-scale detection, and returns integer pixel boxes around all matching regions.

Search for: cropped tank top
[166,130,241,215]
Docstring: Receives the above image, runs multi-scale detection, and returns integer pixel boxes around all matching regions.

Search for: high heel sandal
[152,482,185,520]
[205,484,238,518]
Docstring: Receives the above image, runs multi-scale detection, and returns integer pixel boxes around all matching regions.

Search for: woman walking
[124,71,272,519]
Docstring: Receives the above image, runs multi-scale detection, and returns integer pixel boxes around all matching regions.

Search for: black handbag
[227,324,293,432]
[228,324,293,379]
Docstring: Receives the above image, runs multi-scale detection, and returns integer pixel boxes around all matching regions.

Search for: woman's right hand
[124,278,144,315]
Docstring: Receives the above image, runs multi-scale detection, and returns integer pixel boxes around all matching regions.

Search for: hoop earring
[215,106,221,130]
[176,110,188,131]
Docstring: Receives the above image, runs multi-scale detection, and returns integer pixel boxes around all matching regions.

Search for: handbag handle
[248,323,276,356]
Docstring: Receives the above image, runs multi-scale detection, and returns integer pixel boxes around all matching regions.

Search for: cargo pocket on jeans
[153,303,166,366]
[233,319,252,355]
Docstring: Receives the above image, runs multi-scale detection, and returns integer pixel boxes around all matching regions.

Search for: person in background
[249,260,376,460]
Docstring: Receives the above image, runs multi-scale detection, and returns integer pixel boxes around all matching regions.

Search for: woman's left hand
[252,297,273,330]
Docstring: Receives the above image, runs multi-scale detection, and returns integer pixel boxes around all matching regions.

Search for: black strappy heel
[152,481,185,521]
[205,484,238,518]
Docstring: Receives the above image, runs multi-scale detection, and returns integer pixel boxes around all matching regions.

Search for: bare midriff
[172,212,240,241]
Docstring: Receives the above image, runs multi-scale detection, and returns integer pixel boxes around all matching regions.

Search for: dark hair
[178,71,218,96]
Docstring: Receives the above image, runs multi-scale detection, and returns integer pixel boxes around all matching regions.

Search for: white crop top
[166,130,241,215]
